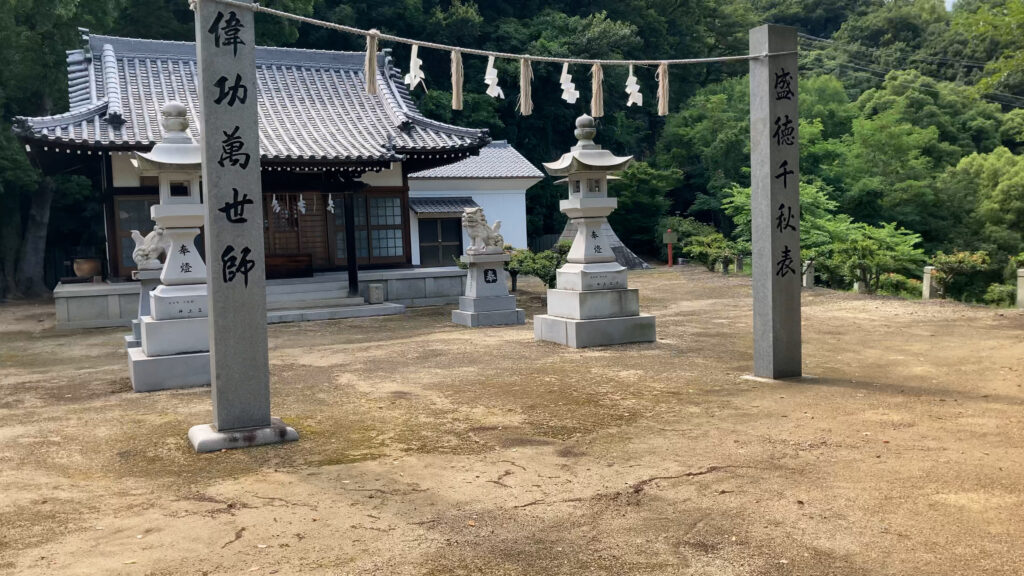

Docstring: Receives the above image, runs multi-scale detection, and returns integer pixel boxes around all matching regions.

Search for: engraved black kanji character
[221,245,256,287]
[178,244,191,256]
[180,262,193,274]
[775,160,795,189]
[208,11,245,57]
[773,114,795,146]
[218,126,250,169]
[775,68,794,100]
[213,74,247,107]
[776,202,796,233]
[775,245,797,278]
[218,188,254,223]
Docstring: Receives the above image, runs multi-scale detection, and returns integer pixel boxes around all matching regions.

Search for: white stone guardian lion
[131,225,167,270]
[462,207,504,254]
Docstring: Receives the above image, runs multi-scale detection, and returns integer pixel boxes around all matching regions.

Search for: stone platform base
[188,417,299,453]
[128,347,210,392]
[546,288,639,320]
[452,308,525,327]
[124,334,141,349]
[534,313,656,348]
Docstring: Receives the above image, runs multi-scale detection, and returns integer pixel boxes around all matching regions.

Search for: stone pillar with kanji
[750,24,801,379]
[188,0,297,452]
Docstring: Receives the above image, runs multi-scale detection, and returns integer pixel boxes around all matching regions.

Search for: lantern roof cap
[542,114,632,176]
[135,101,200,168]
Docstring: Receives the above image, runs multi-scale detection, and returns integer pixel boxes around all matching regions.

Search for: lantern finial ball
[574,114,596,143]
[160,101,189,133]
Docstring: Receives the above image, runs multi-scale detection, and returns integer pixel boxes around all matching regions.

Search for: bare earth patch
[1,267,1022,575]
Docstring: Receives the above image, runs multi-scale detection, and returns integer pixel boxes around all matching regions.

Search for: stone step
[266,288,352,303]
[266,303,406,324]
[265,280,349,295]
[266,296,365,311]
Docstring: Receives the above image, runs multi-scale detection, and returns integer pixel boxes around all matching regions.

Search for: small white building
[408,141,542,267]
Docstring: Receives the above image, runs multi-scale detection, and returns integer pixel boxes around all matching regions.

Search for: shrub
[931,250,990,299]
[655,216,718,261]
[983,283,1016,307]
[682,232,738,271]
[878,273,922,299]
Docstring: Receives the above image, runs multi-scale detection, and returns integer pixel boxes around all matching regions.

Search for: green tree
[830,222,926,292]
[930,250,991,299]
[607,162,678,256]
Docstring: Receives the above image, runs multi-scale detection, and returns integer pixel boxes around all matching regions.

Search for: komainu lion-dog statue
[462,207,504,254]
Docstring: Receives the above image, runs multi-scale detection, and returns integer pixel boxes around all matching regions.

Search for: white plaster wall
[359,163,403,187]
[111,153,141,188]
[408,179,534,257]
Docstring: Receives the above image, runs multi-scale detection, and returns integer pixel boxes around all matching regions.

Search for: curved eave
[542,151,633,176]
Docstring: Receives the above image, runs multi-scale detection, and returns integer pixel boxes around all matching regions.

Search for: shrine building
[15,30,538,281]
[14,30,540,328]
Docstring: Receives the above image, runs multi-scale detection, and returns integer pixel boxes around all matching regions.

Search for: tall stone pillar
[802,261,814,289]
[750,24,801,379]
[1017,269,1023,309]
[922,266,938,300]
[189,0,297,452]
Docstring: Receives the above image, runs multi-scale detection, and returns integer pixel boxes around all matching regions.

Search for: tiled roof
[409,196,479,214]
[409,141,543,179]
[13,30,489,165]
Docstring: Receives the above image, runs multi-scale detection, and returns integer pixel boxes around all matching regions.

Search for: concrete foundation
[128,347,210,392]
[452,308,526,327]
[534,314,656,348]
[546,288,639,320]
[188,417,298,453]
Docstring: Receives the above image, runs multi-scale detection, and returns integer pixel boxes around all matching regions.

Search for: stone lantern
[132,101,206,286]
[126,101,211,392]
[534,115,656,348]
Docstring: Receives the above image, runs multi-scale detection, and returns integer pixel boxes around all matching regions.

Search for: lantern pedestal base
[534,313,655,348]
[556,262,628,291]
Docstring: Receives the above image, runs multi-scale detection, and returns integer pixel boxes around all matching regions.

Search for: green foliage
[654,216,717,261]
[983,282,1017,307]
[930,250,991,299]
[607,162,677,256]
[682,232,739,271]
[830,222,926,293]
[878,273,923,299]
[505,242,571,288]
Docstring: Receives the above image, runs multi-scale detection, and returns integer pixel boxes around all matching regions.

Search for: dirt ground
[1,266,1022,576]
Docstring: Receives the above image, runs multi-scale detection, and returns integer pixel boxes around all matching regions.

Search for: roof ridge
[88,32,366,57]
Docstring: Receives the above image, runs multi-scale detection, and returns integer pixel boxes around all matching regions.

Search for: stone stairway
[264,277,405,324]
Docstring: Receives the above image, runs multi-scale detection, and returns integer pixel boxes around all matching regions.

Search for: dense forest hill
[2,0,1023,303]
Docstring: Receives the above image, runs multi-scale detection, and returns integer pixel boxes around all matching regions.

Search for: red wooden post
[663,228,678,268]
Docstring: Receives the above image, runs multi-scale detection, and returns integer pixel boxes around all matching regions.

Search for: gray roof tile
[409,196,479,214]
[409,141,543,179]
[14,31,489,164]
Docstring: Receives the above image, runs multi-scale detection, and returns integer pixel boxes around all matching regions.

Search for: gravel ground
[1,265,1022,575]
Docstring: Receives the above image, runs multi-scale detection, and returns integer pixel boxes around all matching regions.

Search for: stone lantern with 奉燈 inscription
[132,101,206,286]
[533,115,656,348]
[126,102,212,393]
